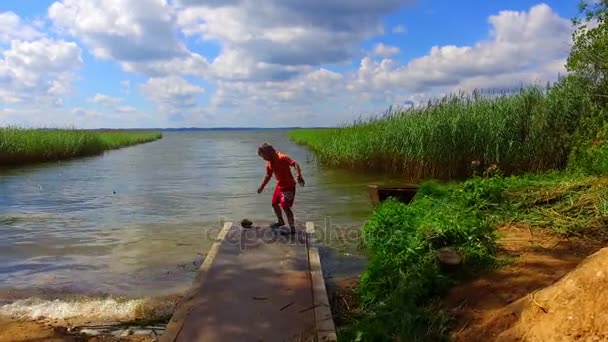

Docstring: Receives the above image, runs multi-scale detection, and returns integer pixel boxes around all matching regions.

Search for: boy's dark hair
[257,142,276,156]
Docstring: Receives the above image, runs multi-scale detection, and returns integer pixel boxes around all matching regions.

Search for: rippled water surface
[0,131,394,301]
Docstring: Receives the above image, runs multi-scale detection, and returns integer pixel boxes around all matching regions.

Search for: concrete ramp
[161,222,336,342]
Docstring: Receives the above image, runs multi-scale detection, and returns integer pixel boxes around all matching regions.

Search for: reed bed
[0,128,162,166]
[291,86,586,181]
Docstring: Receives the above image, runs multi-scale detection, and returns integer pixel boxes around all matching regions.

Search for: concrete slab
[162,223,317,342]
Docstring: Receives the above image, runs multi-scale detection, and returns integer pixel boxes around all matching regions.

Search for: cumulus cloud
[48,0,209,77]
[0,12,43,43]
[0,38,82,104]
[211,68,344,109]
[0,2,578,128]
[121,52,208,77]
[87,93,144,116]
[205,3,575,126]
[177,0,414,80]
[89,93,122,106]
[140,76,204,114]
[373,43,401,57]
[350,4,572,95]
[49,0,184,61]
[116,105,137,113]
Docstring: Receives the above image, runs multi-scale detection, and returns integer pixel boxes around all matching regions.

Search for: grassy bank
[293,84,608,339]
[335,171,608,341]
[290,81,595,181]
[0,128,162,166]
[293,2,608,340]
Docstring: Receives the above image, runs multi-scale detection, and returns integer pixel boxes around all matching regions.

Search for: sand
[447,225,607,341]
[0,317,158,342]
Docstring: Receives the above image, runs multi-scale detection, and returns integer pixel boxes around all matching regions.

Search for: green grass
[290,81,594,181]
[340,171,608,341]
[0,128,162,166]
[288,77,608,340]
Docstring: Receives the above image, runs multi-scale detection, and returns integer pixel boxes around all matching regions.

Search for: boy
[257,143,305,235]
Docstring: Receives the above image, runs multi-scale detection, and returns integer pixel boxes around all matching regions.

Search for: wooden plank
[160,221,233,342]
[306,222,338,341]
[162,222,316,342]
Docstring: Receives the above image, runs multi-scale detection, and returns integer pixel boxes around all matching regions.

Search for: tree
[566,0,608,94]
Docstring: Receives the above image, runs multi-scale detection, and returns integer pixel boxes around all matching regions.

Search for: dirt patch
[447,225,607,341]
[0,317,156,342]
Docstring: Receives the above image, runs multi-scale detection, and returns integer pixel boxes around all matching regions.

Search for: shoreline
[0,292,180,341]
[0,128,162,167]
[0,316,161,342]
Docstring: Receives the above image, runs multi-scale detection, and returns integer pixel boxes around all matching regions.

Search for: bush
[353,179,500,340]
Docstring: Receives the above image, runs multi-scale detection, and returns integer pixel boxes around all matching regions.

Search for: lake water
[0,131,394,321]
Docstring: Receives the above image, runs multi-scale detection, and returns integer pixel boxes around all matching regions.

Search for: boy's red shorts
[272,187,296,208]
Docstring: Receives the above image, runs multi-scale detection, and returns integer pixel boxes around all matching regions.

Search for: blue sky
[0,0,580,128]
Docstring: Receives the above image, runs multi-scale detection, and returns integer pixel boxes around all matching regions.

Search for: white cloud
[49,0,183,61]
[87,93,143,116]
[0,2,578,128]
[0,106,156,129]
[392,24,407,34]
[203,3,575,126]
[453,58,568,93]
[0,38,82,104]
[372,43,401,57]
[48,0,209,77]
[0,12,43,43]
[211,68,344,108]
[350,4,572,95]
[121,52,208,77]
[116,105,137,113]
[177,0,414,81]
[89,93,122,106]
[140,76,204,114]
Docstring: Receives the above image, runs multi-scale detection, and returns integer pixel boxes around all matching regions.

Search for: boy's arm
[258,165,273,193]
[292,161,305,186]
[258,174,272,193]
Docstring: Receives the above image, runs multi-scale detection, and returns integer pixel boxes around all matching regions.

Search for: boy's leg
[271,187,285,227]
[279,188,296,234]
[284,207,295,232]
[272,204,284,226]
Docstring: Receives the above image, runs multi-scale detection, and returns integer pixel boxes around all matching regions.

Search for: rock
[115,329,134,337]
[53,326,68,335]
[241,218,253,228]
[80,328,102,336]
[437,247,462,272]
[133,329,154,336]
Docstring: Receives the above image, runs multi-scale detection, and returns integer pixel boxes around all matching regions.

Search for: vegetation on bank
[290,77,596,181]
[338,171,608,341]
[292,2,608,340]
[290,0,608,182]
[0,128,162,166]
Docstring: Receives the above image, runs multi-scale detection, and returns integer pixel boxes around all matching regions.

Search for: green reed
[291,86,586,181]
[0,128,162,166]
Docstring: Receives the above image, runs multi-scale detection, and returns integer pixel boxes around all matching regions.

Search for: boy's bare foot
[270,222,285,229]
[280,226,296,235]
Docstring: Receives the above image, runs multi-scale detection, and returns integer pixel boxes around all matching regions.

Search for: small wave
[0,296,176,322]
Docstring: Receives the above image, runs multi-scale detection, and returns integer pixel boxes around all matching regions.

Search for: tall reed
[0,128,162,166]
[290,86,587,181]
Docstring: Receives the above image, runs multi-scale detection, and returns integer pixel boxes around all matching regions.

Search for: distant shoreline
[92,127,329,132]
